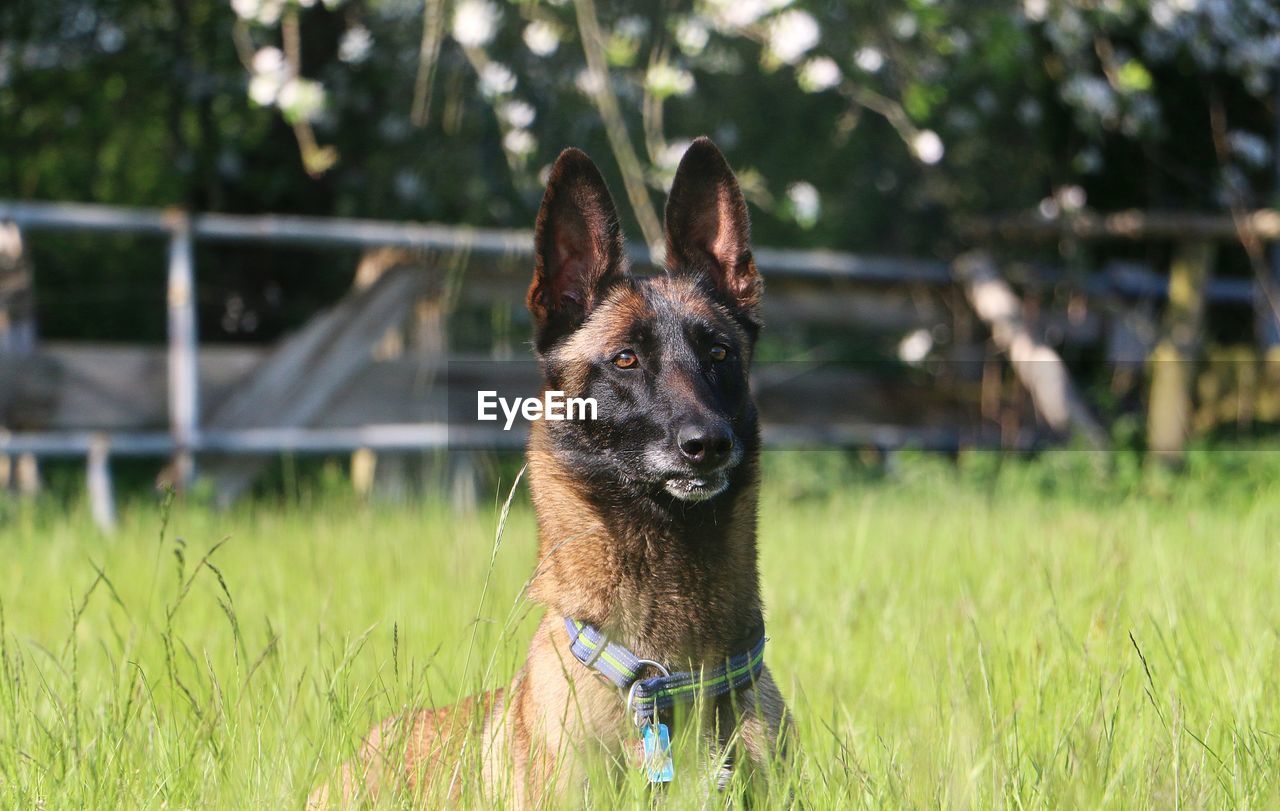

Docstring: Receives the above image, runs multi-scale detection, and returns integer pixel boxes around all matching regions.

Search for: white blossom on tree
[853,46,884,73]
[478,62,516,98]
[766,11,820,65]
[786,181,821,227]
[338,26,372,64]
[277,78,326,124]
[452,0,501,49]
[503,128,537,158]
[704,0,792,32]
[522,21,560,56]
[248,46,290,106]
[497,100,536,130]
[798,57,841,92]
[911,130,945,164]
[645,64,695,99]
[674,17,710,55]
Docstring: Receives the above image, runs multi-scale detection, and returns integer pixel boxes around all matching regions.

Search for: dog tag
[641,723,675,783]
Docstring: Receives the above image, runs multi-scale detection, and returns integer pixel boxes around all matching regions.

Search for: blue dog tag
[641,723,675,783]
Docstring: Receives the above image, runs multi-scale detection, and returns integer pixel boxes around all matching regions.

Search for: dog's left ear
[664,137,761,321]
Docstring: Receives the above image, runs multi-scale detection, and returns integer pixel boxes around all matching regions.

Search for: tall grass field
[2,450,1279,807]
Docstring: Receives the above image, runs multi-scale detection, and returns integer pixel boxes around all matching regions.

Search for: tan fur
[552,285,653,398]
[307,690,503,808]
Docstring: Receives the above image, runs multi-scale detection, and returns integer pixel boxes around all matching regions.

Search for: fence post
[1264,70,1280,352]
[0,222,36,354]
[1260,70,1280,419]
[166,212,200,490]
[1,221,40,496]
[87,434,117,532]
[1147,240,1215,465]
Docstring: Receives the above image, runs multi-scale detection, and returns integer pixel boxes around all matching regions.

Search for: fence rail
[0,425,523,456]
[963,209,1280,242]
[0,199,954,284]
[0,423,984,458]
[4,199,1272,525]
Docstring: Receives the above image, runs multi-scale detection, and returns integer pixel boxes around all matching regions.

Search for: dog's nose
[677,422,734,470]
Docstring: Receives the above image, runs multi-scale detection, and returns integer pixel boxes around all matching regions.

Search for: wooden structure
[967,208,1280,464]
[953,252,1108,449]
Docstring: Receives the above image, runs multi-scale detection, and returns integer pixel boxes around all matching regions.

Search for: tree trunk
[1147,240,1215,465]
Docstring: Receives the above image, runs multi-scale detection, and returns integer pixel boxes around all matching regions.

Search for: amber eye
[613,350,638,369]
[709,344,729,362]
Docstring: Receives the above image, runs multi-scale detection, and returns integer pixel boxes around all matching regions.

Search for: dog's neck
[525,425,764,666]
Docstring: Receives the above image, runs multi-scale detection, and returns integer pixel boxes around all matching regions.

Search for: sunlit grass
[2,450,1279,807]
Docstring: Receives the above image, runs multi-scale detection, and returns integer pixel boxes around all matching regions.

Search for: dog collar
[563,617,766,726]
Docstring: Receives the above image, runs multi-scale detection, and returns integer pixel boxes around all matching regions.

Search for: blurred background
[1,0,1278,519]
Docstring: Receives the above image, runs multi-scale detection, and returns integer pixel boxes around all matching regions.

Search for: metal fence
[5,199,1274,524]
[0,200,962,488]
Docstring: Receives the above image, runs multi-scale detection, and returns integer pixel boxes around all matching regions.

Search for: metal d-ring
[625,658,671,726]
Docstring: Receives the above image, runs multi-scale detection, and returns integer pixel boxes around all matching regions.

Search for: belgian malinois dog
[310,137,791,808]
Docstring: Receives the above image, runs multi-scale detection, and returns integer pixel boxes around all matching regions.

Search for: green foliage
[0,0,1273,343]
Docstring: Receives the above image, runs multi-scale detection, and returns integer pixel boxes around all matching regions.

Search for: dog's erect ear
[528,148,628,351]
[664,137,761,319]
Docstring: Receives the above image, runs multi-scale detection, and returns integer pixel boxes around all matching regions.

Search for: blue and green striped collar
[563,617,766,726]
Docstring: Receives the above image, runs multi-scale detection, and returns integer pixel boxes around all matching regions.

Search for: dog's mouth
[662,472,730,502]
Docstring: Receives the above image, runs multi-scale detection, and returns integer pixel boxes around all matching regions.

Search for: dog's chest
[604,570,750,664]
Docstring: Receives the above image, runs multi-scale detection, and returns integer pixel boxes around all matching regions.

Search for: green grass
[2,451,1280,807]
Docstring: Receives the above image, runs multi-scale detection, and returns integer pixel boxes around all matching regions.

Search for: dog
[309,137,791,808]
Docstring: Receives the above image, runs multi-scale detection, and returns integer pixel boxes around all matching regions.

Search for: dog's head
[526,138,761,504]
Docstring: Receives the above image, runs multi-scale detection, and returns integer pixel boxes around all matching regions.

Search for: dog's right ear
[664,137,760,323]
[527,148,628,352]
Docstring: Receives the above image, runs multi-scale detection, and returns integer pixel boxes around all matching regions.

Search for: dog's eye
[709,344,729,362]
[612,350,638,369]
